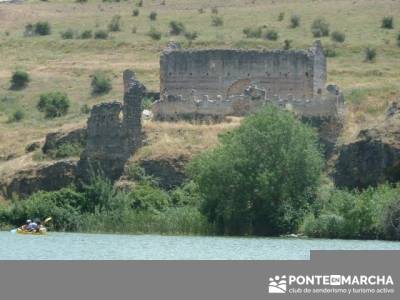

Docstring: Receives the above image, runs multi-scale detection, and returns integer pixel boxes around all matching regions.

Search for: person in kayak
[26,220,39,232]
[20,219,32,231]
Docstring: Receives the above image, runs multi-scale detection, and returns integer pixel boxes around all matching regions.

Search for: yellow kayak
[15,228,47,235]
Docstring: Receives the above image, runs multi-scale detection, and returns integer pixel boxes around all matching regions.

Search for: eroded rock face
[2,159,78,199]
[138,157,188,190]
[42,128,87,154]
[334,102,400,189]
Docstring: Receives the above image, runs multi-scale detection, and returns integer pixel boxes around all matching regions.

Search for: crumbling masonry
[153,41,345,155]
[77,70,146,181]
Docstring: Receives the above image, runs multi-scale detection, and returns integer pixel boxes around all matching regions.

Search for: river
[1,232,400,260]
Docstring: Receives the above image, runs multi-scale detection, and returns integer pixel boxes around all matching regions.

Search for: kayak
[12,228,48,235]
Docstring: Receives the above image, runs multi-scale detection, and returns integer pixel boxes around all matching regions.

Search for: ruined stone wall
[160,42,325,101]
[78,70,144,181]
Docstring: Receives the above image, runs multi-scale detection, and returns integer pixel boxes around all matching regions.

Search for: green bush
[189,105,323,236]
[147,27,162,40]
[184,31,198,45]
[331,30,345,43]
[397,32,400,47]
[76,0,88,3]
[91,72,112,95]
[211,6,218,14]
[169,21,185,35]
[108,15,122,32]
[283,39,292,50]
[132,9,140,16]
[25,22,51,36]
[264,29,278,41]
[130,183,171,212]
[80,30,92,39]
[381,16,394,29]
[8,109,25,123]
[311,18,330,37]
[211,16,223,27]
[170,181,202,207]
[323,47,337,57]
[37,91,70,118]
[60,29,75,39]
[5,188,83,231]
[94,29,109,39]
[243,26,262,38]
[301,184,400,240]
[290,15,300,28]
[80,104,91,114]
[278,12,285,21]
[48,143,83,159]
[135,0,142,7]
[364,47,376,62]
[10,70,30,90]
[380,197,400,240]
[301,213,345,238]
[149,11,157,21]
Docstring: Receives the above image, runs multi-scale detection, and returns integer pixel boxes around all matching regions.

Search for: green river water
[2,232,400,260]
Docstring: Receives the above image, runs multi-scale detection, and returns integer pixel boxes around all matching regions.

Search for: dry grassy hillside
[0,0,399,164]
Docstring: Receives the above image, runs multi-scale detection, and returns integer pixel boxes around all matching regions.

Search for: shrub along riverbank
[1,106,399,240]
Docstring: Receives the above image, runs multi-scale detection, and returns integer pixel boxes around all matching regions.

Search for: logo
[268,275,287,294]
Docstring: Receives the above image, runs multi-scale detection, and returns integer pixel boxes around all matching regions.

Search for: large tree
[188,105,323,236]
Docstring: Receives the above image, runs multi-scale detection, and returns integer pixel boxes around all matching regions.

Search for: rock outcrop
[334,102,400,189]
[42,128,86,154]
[2,159,78,199]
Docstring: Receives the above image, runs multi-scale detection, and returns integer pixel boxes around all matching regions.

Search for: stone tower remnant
[78,70,146,181]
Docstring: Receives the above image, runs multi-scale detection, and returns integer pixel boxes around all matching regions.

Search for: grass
[0,0,399,159]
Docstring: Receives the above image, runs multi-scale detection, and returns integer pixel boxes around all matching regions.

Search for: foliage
[37,91,70,118]
[211,16,223,27]
[283,39,292,50]
[8,109,25,123]
[80,104,91,114]
[60,29,75,39]
[170,181,203,207]
[94,30,109,39]
[323,47,337,57]
[331,31,345,43]
[91,72,112,95]
[243,26,262,38]
[211,7,218,14]
[300,184,400,240]
[381,16,394,29]
[311,18,330,37]
[397,32,400,47]
[3,188,83,231]
[10,70,30,90]
[108,15,122,32]
[147,27,162,40]
[149,11,158,21]
[25,22,51,36]
[132,9,139,17]
[290,15,300,28]
[135,0,142,7]
[184,31,198,45]
[169,21,185,35]
[278,12,285,21]
[364,47,376,62]
[188,105,323,236]
[130,183,171,212]
[47,143,83,159]
[80,30,92,39]
[264,29,278,41]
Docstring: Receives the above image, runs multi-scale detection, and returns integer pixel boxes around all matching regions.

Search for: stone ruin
[152,41,345,155]
[77,70,146,181]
